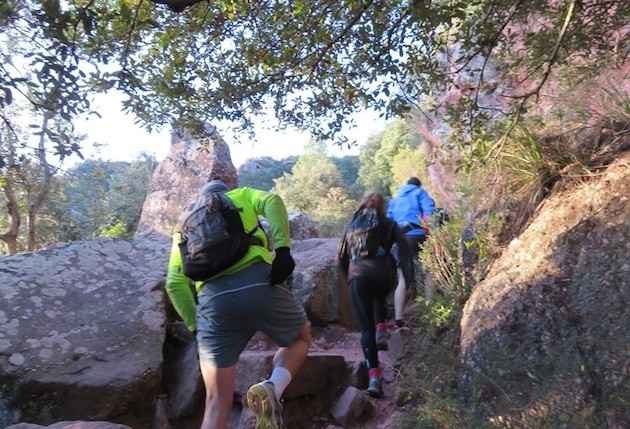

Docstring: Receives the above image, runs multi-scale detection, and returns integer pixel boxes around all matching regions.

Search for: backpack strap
[223,195,264,248]
[245,224,264,247]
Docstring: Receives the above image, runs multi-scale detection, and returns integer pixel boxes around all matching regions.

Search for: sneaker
[375,330,389,351]
[246,380,283,429]
[367,376,384,398]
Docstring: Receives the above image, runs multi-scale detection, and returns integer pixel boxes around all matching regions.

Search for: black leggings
[349,276,392,370]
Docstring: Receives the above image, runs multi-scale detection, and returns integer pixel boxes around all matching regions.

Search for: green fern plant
[419,221,467,301]
[491,122,590,238]
[596,78,630,125]
[416,213,490,330]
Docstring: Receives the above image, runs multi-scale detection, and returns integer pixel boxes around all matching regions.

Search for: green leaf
[120,2,131,21]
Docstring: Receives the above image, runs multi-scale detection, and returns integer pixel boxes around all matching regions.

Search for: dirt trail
[251,324,411,429]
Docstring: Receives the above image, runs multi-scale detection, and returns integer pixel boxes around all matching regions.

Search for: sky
[72,93,388,168]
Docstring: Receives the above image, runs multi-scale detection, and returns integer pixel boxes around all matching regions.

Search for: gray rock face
[287,212,319,240]
[291,238,356,328]
[0,231,171,428]
[161,323,203,420]
[460,152,630,424]
[6,422,132,429]
[258,211,319,243]
[0,233,351,427]
[137,128,238,234]
[330,386,373,427]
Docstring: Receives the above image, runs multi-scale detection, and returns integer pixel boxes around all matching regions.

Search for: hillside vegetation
[0,3,628,425]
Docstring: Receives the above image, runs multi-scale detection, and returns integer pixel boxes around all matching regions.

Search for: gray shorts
[196,262,307,368]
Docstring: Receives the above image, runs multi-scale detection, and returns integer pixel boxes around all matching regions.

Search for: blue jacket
[387,184,436,236]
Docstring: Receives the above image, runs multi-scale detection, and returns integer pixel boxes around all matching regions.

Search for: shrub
[418,215,478,316]
[99,220,133,238]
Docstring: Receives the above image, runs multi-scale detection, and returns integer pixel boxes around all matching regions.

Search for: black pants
[405,234,427,254]
[349,276,392,370]
[392,233,427,264]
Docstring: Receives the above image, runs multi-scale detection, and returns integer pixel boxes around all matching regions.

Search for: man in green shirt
[166,179,311,429]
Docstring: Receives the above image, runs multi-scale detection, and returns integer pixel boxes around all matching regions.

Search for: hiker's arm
[165,232,197,332]
[418,190,436,222]
[250,188,292,249]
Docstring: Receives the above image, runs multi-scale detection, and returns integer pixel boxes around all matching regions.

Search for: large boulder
[161,323,204,420]
[0,231,171,428]
[258,211,319,243]
[291,238,356,329]
[6,422,132,429]
[0,233,352,427]
[460,151,630,425]
[287,212,319,240]
[137,126,238,234]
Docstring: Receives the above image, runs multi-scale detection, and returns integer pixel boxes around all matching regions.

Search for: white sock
[268,366,292,399]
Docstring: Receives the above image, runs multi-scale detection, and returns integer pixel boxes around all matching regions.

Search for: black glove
[270,247,295,285]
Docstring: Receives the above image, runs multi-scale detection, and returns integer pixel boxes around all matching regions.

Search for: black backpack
[177,191,261,281]
[346,208,382,260]
[434,207,450,227]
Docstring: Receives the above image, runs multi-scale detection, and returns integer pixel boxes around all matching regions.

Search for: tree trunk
[0,125,21,255]
[0,185,20,255]
[26,112,54,251]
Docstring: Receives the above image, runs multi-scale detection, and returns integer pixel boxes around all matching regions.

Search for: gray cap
[200,179,228,194]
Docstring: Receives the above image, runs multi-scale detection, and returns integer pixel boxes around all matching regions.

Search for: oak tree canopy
[1,0,628,154]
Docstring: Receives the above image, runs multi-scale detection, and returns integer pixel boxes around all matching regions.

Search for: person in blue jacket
[387,177,436,330]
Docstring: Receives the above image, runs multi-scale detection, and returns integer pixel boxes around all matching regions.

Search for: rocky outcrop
[0,234,360,428]
[7,422,132,429]
[258,212,319,245]
[287,212,319,239]
[137,126,238,234]
[137,128,318,242]
[291,238,355,329]
[0,231,170,429]
[460,151,630,425]
[331,386,374,427]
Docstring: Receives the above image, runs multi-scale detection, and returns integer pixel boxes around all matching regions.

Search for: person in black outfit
[337,193,414,397]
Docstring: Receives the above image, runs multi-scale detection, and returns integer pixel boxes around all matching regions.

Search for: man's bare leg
[247,322,311,428]
[272,322,311,378]
[265,321,311,399]
[199,360,235,429]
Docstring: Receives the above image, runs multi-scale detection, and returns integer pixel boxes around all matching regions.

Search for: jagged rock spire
[137,126,237,234]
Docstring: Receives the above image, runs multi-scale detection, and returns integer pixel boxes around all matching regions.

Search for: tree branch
[27,111,54,251]
[122,0,145,72]
[485,0,577,161]
[150,0,205,13]
[0,122,21,255]
[310,0,375,72]
[452,0,524,75]
[514,0,577,100]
